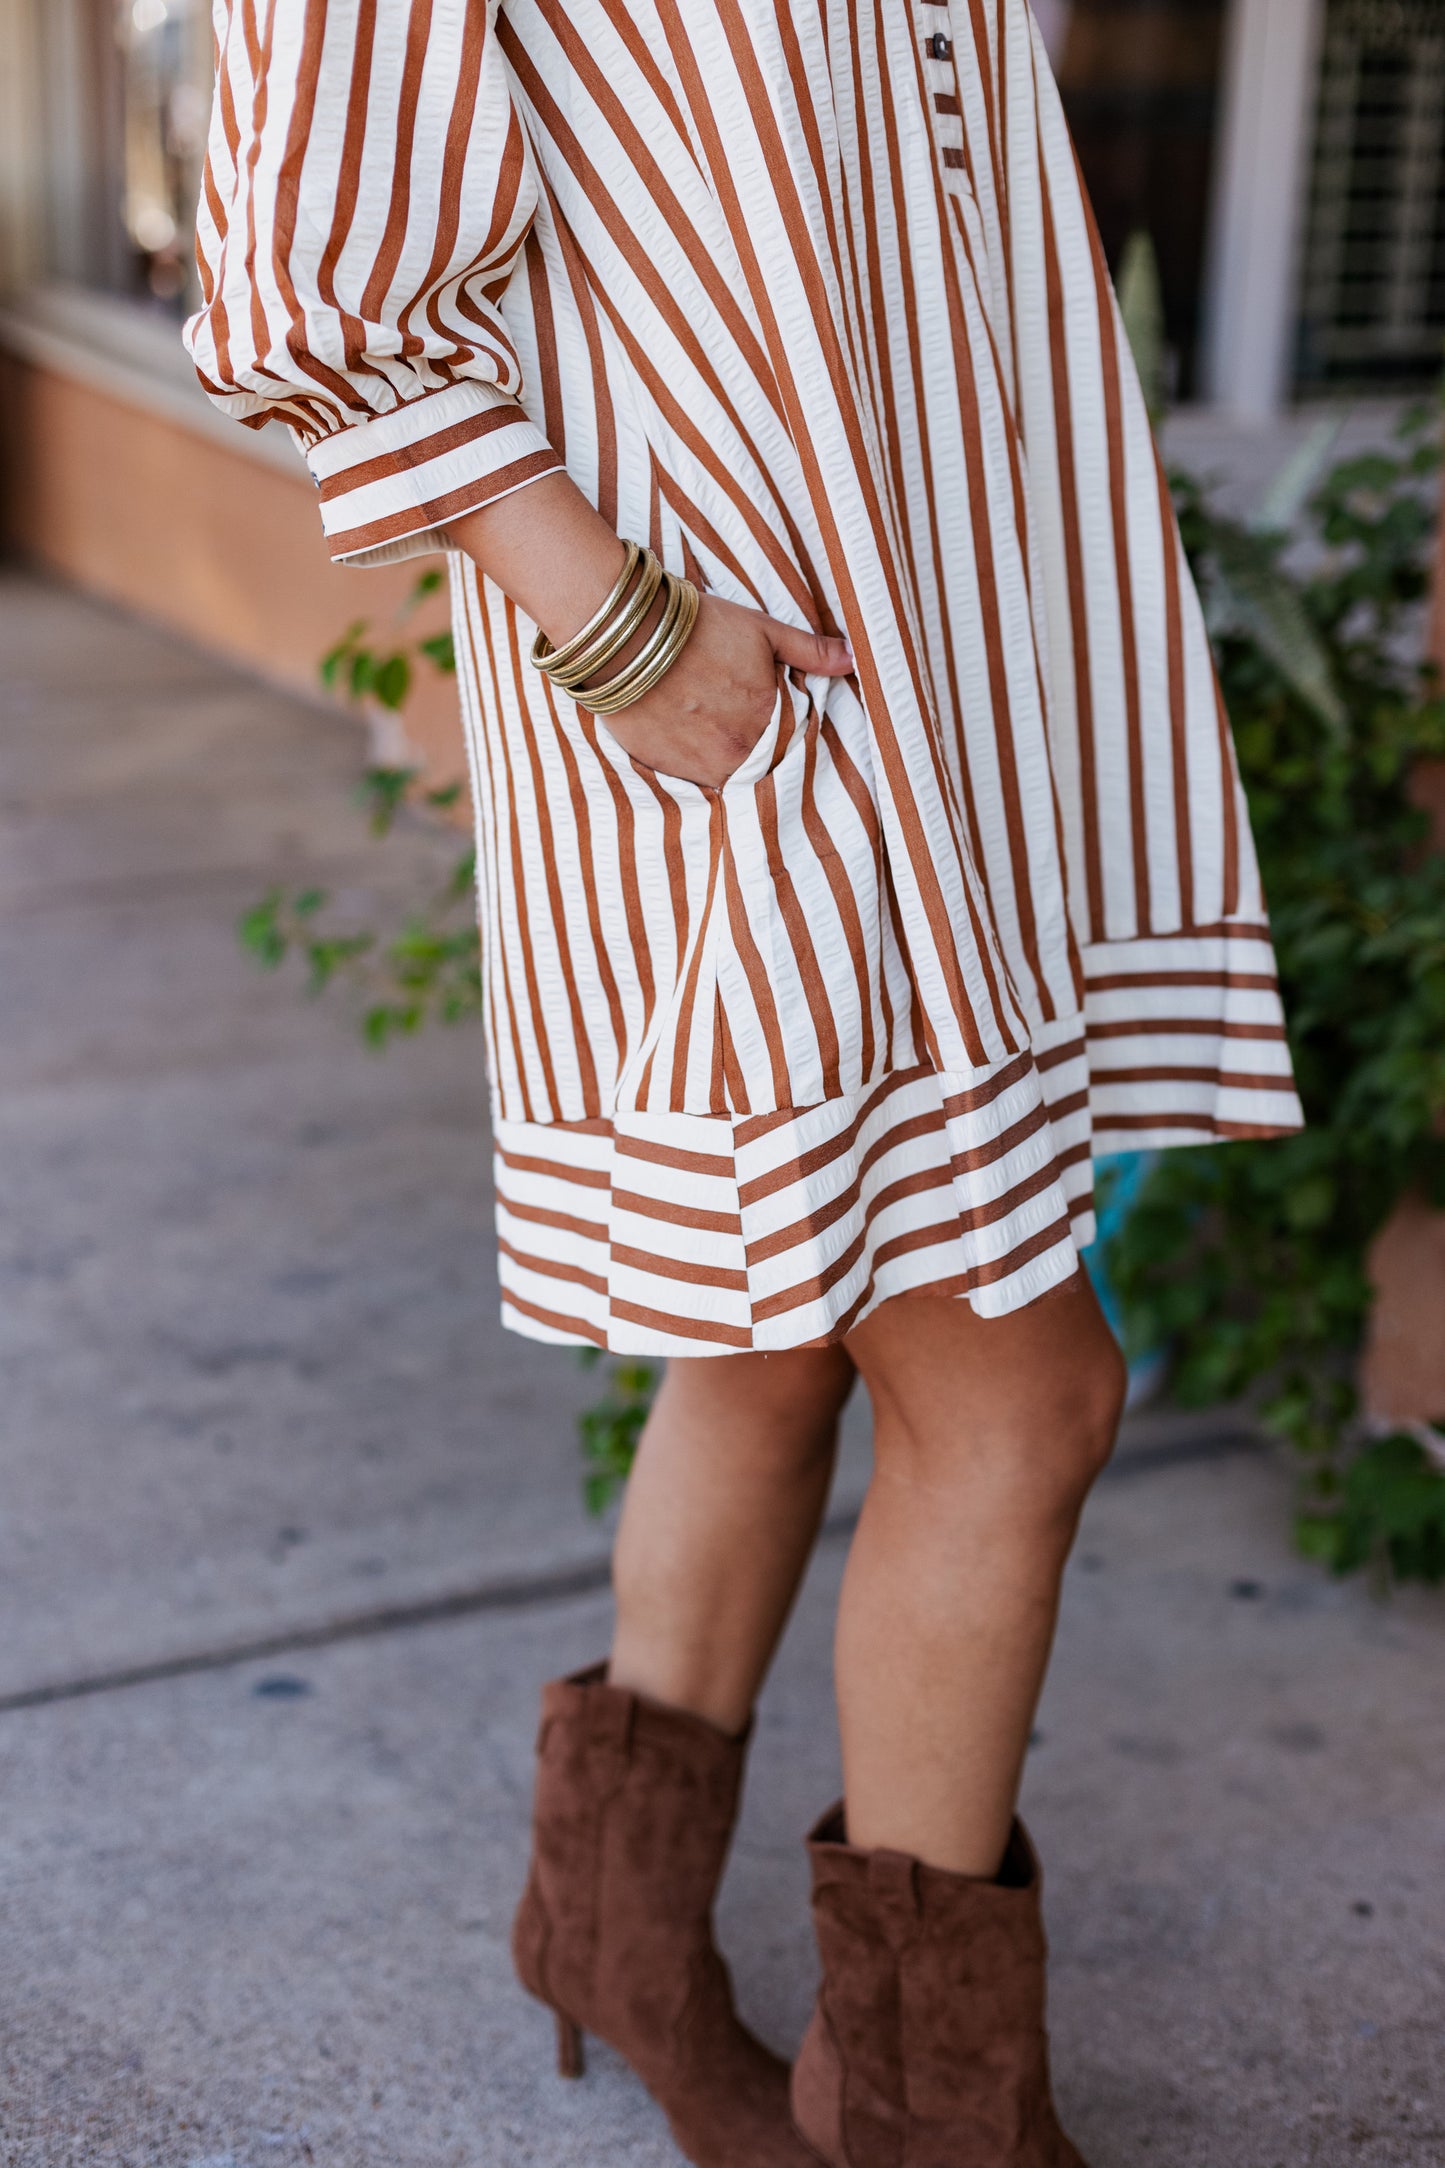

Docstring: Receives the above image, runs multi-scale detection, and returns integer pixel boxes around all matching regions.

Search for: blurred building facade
[2,0,1443,700]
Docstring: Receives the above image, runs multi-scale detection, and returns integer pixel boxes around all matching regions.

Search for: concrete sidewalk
[2,569,1444,2167]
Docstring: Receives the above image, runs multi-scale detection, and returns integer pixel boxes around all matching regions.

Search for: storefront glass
[1048,0,1229,399]
[116,0,212,311]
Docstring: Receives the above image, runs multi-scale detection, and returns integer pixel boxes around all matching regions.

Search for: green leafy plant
[1298,1432,1445,1585]
[239,768,480,1047]
[1107,398,1445,1584]
[239,571,483,1047]
[575,1348,658,1515]
[318,564,456,710]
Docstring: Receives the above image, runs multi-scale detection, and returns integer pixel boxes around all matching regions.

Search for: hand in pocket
[592,593,853,788]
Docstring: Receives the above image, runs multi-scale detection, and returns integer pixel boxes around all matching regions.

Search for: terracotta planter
[1361,1193,1445,1427]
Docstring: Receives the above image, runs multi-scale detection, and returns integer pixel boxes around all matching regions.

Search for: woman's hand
[449,476,852,788]
[593,594,853,789]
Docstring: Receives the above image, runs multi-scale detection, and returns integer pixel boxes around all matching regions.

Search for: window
[118,0,213,311]
[23,0,212,313]
[1051,0,1230,398]
[1298,0,1445,388]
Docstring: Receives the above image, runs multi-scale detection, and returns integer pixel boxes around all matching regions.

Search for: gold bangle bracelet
[582,574,690,714]
[583,572,700,715]
[530,541,642,680]
[613,580,700,709]
[546,550,664,694]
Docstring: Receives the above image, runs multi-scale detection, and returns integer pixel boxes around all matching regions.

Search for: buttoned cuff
[301,380,563,567]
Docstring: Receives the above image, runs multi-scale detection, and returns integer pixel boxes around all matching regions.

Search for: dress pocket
[615,668,890,1118]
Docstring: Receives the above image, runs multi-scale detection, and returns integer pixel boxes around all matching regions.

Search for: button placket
[915,0,971,196]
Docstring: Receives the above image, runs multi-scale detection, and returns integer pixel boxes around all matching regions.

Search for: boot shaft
[513,1666,818,2168]
[517,1666,747,2032]
[795,1809,1083,2168]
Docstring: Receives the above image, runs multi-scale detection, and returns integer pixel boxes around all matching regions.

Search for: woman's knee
[993,1322,1127,1513]
[1055,1327,1128,1493]
[860,1296,1126,1520]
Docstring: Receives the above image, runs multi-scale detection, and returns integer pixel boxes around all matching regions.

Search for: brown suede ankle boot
[512,1664,821,2167]
[791,1807,1088,2167]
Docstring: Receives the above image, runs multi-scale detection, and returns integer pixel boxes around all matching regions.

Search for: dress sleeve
[184,0,564,566]
[959,0,1264,943]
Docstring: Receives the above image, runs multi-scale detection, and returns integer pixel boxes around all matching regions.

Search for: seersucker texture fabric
[186,0,1302,1354]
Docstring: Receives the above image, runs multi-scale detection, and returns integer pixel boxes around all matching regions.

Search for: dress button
[928,31,952,58]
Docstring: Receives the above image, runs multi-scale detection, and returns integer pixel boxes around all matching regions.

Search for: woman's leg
[610,1346,856,1735]
[837,1273,1126,1877]
[520,1344,855,2164]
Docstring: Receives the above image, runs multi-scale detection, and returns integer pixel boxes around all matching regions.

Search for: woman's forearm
[449,474,630,649]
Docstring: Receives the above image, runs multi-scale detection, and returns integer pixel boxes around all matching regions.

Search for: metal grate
[1297,0,1445,388]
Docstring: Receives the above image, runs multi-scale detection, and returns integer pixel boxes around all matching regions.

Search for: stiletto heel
[554,2010,585,2079]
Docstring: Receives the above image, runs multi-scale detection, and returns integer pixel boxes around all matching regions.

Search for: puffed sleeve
[184,0,565,566]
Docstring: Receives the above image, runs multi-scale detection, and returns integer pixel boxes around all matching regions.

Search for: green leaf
[575,1355,658,1513]
[1117,229,1168,428]
[1316,1434,1445,1586]
[447,848,477,899]
[358,766,419,833]
[1251,417,1346,533]
[1284,1174,1335,1231]
[348,648,376,700]
[319,621,368,689]
[1205,521,1348,733]
[236,892,289,969]
[372,652,412,711]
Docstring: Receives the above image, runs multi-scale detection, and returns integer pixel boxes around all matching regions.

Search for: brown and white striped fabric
[187,0,1302,1354]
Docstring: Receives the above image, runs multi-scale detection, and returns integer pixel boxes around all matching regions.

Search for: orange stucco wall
[0,351,467,787]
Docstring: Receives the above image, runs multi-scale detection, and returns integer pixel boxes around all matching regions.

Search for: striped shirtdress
[187,0,1303,1355]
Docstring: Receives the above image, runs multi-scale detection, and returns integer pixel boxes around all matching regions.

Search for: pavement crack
[1105,1427,1263,1480]
[0,1436,1255,1719]
[0,1555,616,1716]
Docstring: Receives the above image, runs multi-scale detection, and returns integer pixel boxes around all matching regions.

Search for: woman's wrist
[450,478,684,701]
[449,477,636,649]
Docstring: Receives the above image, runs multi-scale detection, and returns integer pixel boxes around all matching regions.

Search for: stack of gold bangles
[529,542,700,716]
